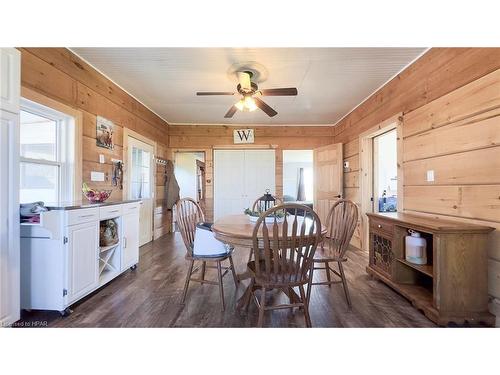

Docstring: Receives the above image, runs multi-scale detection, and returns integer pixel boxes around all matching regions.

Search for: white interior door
[127,136,154,246]
[214,149,275,220]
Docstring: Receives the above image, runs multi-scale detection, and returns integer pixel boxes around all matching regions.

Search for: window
[20,99,75,204]
[373,129,397,212]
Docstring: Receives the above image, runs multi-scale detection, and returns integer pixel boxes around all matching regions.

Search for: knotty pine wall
[19,48,172,240]
[168,125,334,221]
[333,48,500,320]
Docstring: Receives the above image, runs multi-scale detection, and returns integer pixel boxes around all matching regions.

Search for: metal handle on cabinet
[123,237,127,248]
[79,214,95,218]
[109,209,119,213]
[377,224,382,228]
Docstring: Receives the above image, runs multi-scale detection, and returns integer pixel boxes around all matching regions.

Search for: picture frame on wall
[96,116,114,150]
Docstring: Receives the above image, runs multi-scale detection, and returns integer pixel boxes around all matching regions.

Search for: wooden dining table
[212,214,327,309]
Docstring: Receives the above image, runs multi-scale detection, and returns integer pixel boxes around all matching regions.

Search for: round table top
[212,214,326,248]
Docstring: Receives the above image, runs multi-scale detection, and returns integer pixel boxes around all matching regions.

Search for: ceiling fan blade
[196,92,235,96]
[260,88,298,96]
[224,105,238,118]
[254,97,278,117]
[237,71,252,90]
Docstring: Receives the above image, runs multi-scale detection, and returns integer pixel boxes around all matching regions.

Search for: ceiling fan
[196,71,298,118]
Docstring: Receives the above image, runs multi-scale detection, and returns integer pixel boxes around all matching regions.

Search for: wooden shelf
[367,266,438,323]
[100,242,119,253]
[396,258,433,278]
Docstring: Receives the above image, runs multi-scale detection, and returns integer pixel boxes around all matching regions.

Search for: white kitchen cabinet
[0,48,20,327]
[67,221,99,304]
[121,208,140,271]
[20,201,140,315]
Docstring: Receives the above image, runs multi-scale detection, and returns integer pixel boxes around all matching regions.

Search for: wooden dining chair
[307,199,358,309]
[251,195,283,213]
[175,198,238,311]
[243,204,322,327]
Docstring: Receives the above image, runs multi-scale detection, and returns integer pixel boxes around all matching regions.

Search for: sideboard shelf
[396,258,433,278]
[366,212,494,326]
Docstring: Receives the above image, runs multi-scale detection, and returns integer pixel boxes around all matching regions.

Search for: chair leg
[200,261,206,285]
[216,260,225,312]
[325,261,332,287]
[257,287,266,327]
[338,261,352,309]
[181,259,195,305]
[306,264,314,306]
[244,279,255,312]
[228,255,239,287]
[299,285,312,328]
[248,248,254,263]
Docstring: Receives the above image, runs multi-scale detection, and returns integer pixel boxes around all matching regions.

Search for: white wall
[174,152,204,200]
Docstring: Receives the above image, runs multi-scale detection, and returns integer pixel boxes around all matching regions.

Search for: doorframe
[358,113,403,251]
[123,128,156,243]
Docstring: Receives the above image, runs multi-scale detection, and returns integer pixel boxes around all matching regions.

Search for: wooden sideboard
[366,212,494,326]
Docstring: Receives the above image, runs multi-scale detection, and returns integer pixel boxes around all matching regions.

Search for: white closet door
[214,150,246,220]
[214,149,275,220]
[243,150,275,208]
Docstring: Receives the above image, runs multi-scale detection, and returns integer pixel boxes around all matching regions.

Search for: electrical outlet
[343,161,349,169]
[426,170,435,182]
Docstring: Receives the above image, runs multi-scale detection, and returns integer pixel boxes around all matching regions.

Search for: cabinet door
[0,109,20,326]
[67,222,99,303]
[214,150,246,219]
[0,48,20,114]
[122,213,140,270]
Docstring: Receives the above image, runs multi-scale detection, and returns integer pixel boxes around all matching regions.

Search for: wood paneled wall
[333,48,500,315]
[169,125,334,221]
[19,48,171,240]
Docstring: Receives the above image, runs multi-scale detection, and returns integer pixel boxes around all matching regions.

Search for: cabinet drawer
[369,217,394,235]
[100,205,123,220]
[122,202,140,215]
[67,208,99,226]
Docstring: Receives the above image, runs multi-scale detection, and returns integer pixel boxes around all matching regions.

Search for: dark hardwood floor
[18,233,436,328]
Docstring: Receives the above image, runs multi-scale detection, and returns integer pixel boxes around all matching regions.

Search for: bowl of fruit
[82,183,112,203]
[244,208,287,223]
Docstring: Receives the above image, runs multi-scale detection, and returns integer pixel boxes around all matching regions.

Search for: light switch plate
[426,170,435,182]
[91,171,105,182]
[99,154,105,164]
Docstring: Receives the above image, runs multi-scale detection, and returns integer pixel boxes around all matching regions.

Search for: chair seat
[313,244,347,262]
[246,259,307,286]
[187,246,234,261]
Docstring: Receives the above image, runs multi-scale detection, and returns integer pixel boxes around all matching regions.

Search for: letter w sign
[233,129,255,144]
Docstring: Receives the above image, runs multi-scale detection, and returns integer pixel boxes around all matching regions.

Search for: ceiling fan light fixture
[235,99,245,111]
[244,96,257,111]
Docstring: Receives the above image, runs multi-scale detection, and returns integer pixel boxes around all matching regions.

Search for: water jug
[405,229,427,265]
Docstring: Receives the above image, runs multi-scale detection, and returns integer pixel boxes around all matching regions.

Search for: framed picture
[96,116,114,150]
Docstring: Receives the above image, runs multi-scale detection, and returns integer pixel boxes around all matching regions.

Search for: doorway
[174,151,206,209]
[126,135,154,246]
[282,150,313,203]
[359,115,402,251]
[373,129,398,213]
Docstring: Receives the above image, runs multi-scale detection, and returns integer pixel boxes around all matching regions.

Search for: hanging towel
[164,160,180,209]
